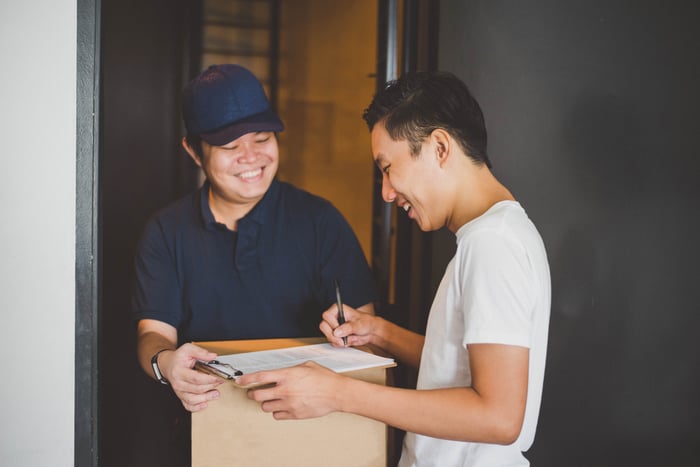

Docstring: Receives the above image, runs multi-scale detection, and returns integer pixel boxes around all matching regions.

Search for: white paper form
[215,343,395,376]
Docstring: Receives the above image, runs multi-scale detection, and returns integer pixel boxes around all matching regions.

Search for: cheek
[266,147,279,162]
[212,153,237,170]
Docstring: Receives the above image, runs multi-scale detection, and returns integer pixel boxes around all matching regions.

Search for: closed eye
[382,164,390,174]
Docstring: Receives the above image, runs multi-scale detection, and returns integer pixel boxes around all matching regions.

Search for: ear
[181,137,203,168]
[430,129,451,168]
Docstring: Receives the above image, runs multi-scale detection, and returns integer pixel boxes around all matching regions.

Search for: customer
[240,70,551,467]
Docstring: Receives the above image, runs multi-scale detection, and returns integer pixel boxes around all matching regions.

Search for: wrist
[151,348,172,385]
[368,315,388,349]
[334,372,357,413]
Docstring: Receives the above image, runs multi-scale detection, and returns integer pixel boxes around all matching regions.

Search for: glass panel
[204,0,271,27]
[203,24,270,54]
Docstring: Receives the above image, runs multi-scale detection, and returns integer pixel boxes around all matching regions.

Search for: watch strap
[151,349,171,385]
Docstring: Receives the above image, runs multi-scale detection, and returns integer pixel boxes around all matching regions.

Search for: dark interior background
[98,0,700,466]
[99,0,200,465]
[437,1,700,465]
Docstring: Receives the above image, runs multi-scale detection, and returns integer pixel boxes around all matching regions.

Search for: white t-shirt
[399,201,551,467]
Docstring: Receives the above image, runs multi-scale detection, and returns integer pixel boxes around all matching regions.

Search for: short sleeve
[131,217,184,328]
[458,229,536,348]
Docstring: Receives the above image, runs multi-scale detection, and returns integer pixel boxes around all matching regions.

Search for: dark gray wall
[438,1,700,465]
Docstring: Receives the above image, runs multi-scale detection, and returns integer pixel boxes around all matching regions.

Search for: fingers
[243,366,309,403]
[179,342,218,363]
[319,319,347,347]
[159,343,217,382]
[165,343,224,412]
[321,303,358,326]
[321,304,359,347]
[244,363,341,419]
[173,369,223,391]
[178,387,220,412]
[237,369,281,389]
[171,367,224,412]
[321,304,379,348]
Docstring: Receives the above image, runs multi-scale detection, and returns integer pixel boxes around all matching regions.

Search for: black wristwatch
[151,349,171,385]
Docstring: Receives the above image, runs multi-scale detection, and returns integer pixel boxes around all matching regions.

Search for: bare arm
[136,319,223,412]
[319,304,425,368]
[136,318,178,377]
[241,343,528,444]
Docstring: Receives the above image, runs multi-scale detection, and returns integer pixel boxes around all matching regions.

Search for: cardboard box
[192,338,389,467]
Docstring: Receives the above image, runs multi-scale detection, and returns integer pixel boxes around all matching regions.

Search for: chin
[415,219,439,232]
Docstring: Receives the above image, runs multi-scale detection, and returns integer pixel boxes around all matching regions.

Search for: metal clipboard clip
[194,360,243,380]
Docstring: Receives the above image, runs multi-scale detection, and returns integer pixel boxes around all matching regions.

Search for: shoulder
[453,203,525,268]
[139,188,202,246]
[455,201,548,283]
[458,202,537,245]
[273,182,358,244]
[275,181,346,225]
[150,188,200,225]
[276,181,335,211]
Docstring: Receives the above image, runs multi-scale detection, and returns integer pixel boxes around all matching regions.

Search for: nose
[237,142,258,163]
[381,175,396,203]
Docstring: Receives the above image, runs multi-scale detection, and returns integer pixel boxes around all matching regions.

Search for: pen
[334,279,348,346]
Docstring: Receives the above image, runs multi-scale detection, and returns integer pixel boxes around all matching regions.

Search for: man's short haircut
[362,71,491,167]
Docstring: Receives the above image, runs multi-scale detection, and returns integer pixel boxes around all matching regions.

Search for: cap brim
[200,109,284,146]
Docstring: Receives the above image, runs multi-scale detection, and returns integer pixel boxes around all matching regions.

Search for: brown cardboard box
[192,338,390,467]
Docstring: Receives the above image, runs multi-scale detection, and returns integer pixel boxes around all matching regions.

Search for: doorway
[95,1,379,466]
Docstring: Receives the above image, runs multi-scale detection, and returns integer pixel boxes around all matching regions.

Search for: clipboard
[193,360,273,389]
[193,343,396,388]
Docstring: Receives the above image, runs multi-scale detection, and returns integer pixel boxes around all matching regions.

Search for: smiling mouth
[237,168,263,180]
[402,203,412,213]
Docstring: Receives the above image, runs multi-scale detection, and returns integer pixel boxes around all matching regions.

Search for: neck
[446,166,514,233]
[208,188,258,231]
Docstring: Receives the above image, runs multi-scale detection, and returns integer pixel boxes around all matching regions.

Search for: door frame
[75,0,101,465]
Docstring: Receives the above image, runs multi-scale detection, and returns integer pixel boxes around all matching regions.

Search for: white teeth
[403,204,411,212]
[238,168,262,179]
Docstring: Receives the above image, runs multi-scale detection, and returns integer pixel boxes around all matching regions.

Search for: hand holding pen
[321,282,377,348]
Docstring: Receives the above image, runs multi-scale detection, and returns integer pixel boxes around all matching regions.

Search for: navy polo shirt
[132,178,375,344]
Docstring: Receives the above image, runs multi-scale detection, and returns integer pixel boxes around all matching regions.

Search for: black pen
[334,279,348,346]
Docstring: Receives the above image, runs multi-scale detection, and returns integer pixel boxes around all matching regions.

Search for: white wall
[0,1,76,465]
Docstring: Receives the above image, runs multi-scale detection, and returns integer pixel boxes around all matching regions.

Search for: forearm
[339,379,523,444]
[136,320,177,380]
[369,316,424,368]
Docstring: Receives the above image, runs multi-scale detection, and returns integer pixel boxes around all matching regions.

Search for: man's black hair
[185,132,204,160]
[362,71,491,167]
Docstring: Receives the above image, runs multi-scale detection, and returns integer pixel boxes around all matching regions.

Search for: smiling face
[371,123,448,232]
[186,131,279,217]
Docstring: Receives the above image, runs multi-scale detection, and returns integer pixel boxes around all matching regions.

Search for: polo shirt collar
[198,178,281,231]
[242,177,280,227]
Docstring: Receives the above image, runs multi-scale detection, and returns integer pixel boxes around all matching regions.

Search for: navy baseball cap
[182,64,284,146]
